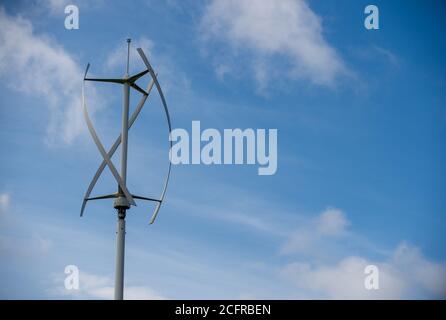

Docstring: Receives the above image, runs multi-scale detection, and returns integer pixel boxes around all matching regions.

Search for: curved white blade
[82,66,136,207]
[137,48,173,224]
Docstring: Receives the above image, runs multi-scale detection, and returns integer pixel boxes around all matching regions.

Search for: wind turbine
[80,39,172,300]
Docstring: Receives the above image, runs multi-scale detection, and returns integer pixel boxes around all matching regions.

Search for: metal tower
[80,39,172,300]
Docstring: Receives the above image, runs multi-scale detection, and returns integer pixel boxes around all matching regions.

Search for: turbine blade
[149,161,171,225]
[80,199,88,217]
[86,193,118,201]
[137,48,173,224]
[80,76,156,216]
[149,203,162,225]
[83,63,90,79]
[82,78,136,207]
[137,49,172,131]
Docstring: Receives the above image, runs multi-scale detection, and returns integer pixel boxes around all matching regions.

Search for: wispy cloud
[200,0,348,89]
[0,193,10,215]
[0,7,100,146]
[352,45,400,68]
[372,46,399,67]
[280,207,350,255]
[170,187,298,237]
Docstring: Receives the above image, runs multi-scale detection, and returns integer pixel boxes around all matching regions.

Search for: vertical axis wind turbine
[80,39,172,300]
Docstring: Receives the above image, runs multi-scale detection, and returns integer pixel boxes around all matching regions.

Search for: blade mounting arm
[85,78,125,84]
[132,195,162,203]
[128,69,149,83]
[83,64,125,84]
[130,83,148,95]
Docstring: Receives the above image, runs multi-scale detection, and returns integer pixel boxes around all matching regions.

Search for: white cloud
[316,207,350,236]
[200,0,347,88]
[0,193,10,215]
[281,207,349,254]
[52,271,165,300]
[280,242,446,299]
[0,8,99,145]
[391,242,446,297]
[281,256,404,299]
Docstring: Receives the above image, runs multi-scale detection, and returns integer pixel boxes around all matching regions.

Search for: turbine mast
[113,38,132,300]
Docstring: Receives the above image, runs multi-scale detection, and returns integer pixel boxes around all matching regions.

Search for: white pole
[114,209,126,300]
[114,39,131,300]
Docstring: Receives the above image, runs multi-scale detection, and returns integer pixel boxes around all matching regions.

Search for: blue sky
[0,0,445,299]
